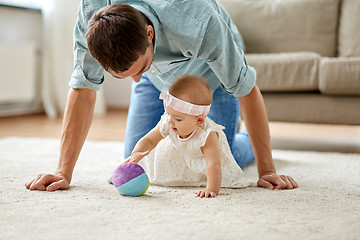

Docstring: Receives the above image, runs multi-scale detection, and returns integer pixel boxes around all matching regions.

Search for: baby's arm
[196,132,222,198]
[130,125,163,163]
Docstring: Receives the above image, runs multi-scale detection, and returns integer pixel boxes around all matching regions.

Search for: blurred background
[0,0,359,153]
[0,0,131,118]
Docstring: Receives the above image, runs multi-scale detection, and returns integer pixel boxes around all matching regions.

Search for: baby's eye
[175,118,182,122]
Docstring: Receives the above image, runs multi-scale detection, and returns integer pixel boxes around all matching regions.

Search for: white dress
[139,114,252,188]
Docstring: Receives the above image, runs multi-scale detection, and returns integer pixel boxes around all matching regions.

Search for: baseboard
[0,100,43,117]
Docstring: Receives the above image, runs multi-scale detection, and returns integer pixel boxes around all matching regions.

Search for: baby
[128,75,251,198]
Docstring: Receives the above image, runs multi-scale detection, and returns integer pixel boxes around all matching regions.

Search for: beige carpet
[1,137,359,240]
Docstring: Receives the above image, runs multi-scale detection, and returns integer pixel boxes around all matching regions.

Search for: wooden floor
[0,108,128,141]
[1,108,359,153]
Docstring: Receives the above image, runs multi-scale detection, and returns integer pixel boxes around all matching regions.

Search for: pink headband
[159,90,211,116]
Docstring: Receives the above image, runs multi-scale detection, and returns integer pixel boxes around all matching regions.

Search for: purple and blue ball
[112,162,149,197]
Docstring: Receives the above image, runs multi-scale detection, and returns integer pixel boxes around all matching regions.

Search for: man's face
[108,25,155,82]
[109,44,154,82]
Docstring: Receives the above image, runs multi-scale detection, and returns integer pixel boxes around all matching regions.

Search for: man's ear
[196,116,206,126]
[146,25,154,42]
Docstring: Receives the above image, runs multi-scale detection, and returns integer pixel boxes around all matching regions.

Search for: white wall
[0,6,42,43]
[104,73,132,108]
[0,2,131,118]
[41,0,131,115]
[0,5,43,116]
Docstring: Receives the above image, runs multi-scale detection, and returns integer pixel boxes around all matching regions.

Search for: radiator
[0,42,37,103]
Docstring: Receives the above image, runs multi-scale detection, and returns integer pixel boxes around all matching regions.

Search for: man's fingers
[29,174,51,190]
[25,174,42,189]
[279,175,293,189]
[33,180,47,191]
[46,180,69,191]
[257,178,274,190]
[264,175,287,189]
[25,179,34,189]
[25,178,36,189]
[27,174,64,191]
[282,175,298,189]
[289,176,298,188]
[258,174,298,190]
[29,174,45,190]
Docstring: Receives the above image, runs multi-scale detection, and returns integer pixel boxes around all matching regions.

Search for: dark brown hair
[86,4,149,72]
[170,75,213,105]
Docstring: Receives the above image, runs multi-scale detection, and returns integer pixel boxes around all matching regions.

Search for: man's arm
[238,84,298,189]
[25,88,96,191]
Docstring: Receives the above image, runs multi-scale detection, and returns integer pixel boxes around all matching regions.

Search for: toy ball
[112,162,149,197]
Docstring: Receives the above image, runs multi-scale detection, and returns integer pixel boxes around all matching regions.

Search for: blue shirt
[70,0,256,97]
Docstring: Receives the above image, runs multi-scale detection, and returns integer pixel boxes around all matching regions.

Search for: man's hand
[25,173,70,192]
[257,172,298,190]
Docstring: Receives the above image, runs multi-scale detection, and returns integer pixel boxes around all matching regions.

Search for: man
[26,0,297,192]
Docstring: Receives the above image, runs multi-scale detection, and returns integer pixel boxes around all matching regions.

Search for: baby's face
[164,106,200,139]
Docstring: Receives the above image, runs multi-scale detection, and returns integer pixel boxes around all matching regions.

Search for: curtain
[41,0,106,118]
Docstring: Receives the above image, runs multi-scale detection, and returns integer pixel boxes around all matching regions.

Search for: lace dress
[139,114,252,188]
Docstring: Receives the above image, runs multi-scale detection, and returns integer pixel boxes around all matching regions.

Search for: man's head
[86,4,154,81]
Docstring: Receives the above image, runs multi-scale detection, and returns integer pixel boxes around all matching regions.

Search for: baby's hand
[129,150,150,163]
[195,188,218,198]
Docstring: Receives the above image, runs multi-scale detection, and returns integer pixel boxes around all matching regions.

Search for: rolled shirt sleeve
[69,0,106,91]
[195,12,256,97]
[69,0,256,96]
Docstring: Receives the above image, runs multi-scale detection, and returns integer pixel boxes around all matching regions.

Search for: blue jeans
[124,75,255,168]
